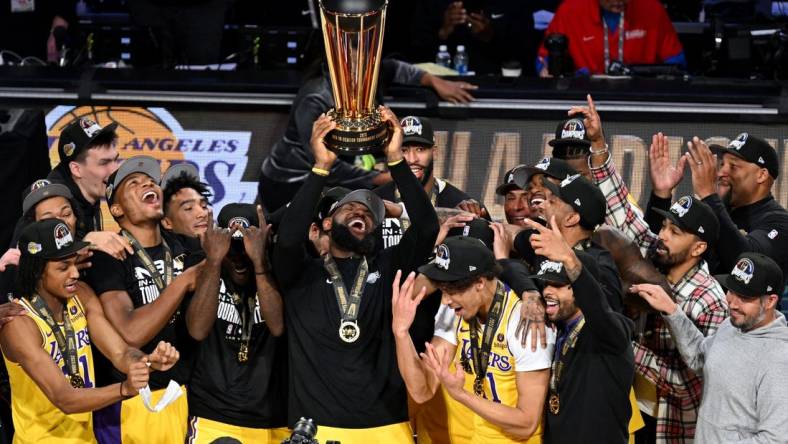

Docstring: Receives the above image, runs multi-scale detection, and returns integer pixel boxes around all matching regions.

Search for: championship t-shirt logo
[731,258,755,284]
[671,196,692,218]
[561,119,586,140]
[729,133,748,151]
[53,223,73,250]
[401,117,423,136]
[79,118,103,138]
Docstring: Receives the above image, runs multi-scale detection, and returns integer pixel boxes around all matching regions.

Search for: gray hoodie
[664,309,788,444]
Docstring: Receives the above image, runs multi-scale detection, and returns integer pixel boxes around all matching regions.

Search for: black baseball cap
[653,195,719,244]
[418,236,497,282]
[57,117,118,165]
[22,179,73,215]
[542,174,606,229]
[496,165,527,196]
[714,252,783,298]
[711,133,779,179]
[400,116,435,147]
[19,218,89,260]
[316,187,352,222]
[218,203,259,240]
[105,155,161,205]
[529,250,599,285]
[446,218,494,250]
[548,115,592,148]
[161,163,200,192]
[514,157,579,189]
[329,189,385,227]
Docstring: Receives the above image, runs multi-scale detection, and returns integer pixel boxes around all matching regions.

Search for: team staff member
[524,219,634,444]
[160,163,211,238]
[85,156,208,443]
[633,253,788,442]
[393,237,553,443]
[681,134,788,284]
[273,108,439,443]
[0,219,179,443]
[496,165,531,227]
[185,204,287,444]
[537,0,684,76]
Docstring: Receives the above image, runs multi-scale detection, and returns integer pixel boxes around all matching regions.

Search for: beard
[731,301,768,332]
[419,160,434,187]
[330,222,376,256]
[650,240,691,272]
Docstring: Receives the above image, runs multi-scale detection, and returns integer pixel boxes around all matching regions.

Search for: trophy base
[325,109,389,155]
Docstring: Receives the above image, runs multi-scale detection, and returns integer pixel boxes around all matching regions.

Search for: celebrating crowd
[0,95,786,444]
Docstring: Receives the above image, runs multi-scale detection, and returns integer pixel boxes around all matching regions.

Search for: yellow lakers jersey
[451,288,543,444]
[4,296,96,444]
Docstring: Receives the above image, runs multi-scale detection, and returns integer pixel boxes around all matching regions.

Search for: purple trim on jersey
[93,401,121,444]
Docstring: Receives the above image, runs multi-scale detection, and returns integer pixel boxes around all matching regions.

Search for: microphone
[52,26,69,66]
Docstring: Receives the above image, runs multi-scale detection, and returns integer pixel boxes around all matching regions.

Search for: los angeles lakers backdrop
[45,105,788,223]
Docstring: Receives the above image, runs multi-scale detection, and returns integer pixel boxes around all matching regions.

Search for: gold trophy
[319,0,389,154]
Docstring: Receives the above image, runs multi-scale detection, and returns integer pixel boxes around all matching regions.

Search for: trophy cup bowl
[319,0,389,155]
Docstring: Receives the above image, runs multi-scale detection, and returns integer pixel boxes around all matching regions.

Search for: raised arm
[186,219,231,341]
[381,107,439,274]
[273,115,336,289]
[243,206,283,336]
[392,271,450,403]
[0,313,149,414]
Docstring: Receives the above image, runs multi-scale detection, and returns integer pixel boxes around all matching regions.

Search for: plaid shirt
[593,158,729,443]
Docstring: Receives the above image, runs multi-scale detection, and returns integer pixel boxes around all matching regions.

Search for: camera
[281,417,341,444]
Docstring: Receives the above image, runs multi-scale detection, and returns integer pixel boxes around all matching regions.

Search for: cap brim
[652,208,689,231]
[44,240,90,260]
[418,263,468,282]
[548,138,592,148]
[161,163,199,190]
[542,180,564,203]
[709,145,747,162]
[88,122,119,146]
[495,183,521,196]
[402,136,434,147]
[528,272,572,286]
[714,274,760,298]
[22,184,73,215]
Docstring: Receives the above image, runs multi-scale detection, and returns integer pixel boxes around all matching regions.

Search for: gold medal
[237,343,249,363]
[70,374,85,389]
[339,320,360,343]
[549,393,560,415]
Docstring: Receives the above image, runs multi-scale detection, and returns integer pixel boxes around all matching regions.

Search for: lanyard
[227,281,256,363]
[602,12,625,74]
[550,316,586,394]
[121,230,173,292]
[323,255,369,343]
[28,295,84,388]
[394,180,439,231]
[461,282,507,396]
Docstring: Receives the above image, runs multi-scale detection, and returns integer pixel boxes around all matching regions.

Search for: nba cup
[319,0,389,154]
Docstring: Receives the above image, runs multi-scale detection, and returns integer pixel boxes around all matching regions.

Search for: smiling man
[161,163,212,238]
[496,165,531,227]
[84,155,213,444]
[273,108,439,444]
[633,252,788,443]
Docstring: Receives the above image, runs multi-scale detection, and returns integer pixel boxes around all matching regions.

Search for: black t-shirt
[188,275,287,428]
[545,268,634,444]
[86,230,198,389]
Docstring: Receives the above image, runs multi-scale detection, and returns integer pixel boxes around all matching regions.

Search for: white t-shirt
[433,302,556,372]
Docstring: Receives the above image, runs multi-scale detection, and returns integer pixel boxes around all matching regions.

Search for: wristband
[387,158,404,167]
[590,144,609,156]
[311,167,329,176]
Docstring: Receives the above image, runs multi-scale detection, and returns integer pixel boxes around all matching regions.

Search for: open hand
[421,342,466,398]
[648,132,687,198]
[392,270,427,337]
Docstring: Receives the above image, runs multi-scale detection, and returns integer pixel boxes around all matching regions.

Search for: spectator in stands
[410,1,554,75]
[536,0,685,76]
[651,133,788,287]
[0,1,75,63]
[257,59,476,213]
[633,252,788,443]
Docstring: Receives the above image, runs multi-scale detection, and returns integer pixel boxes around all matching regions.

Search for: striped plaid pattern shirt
[592,157,729,443]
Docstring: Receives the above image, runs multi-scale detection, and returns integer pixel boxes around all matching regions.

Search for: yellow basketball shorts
[93,386,188,444]
[185,416,290,444]
[314,422,413,444]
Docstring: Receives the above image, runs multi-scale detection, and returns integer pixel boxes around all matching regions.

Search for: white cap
[439,44,448,51]
[457,45,466,52]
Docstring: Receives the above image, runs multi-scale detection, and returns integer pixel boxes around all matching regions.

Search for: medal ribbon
[603,12,625,73]
[323,255,369,324]
[28,294,83,386]
[549,317,586,395]
[121,230,173,292]
[227,281,256,360]
[467,282,507,396]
